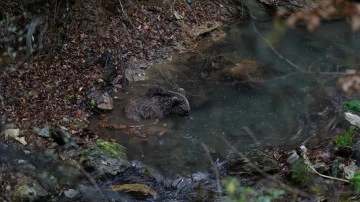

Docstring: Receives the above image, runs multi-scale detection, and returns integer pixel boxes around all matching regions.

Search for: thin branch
[67,159,109,201]
[201,143,222,199]
[129,119,159,128]
[118,0,126,17]
[301,149,350,183]
[251,20,303,72]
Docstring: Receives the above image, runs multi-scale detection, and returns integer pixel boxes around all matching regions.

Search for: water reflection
[92,20,359,177]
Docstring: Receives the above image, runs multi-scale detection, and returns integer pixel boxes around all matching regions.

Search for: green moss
[13,184,36,202]
[345,100,360,111]
[335,126,356,150]
[222,177,285,201]
[89,99,96,109]
[267,21,288,46]
[290,160,313,186]
[350,173,360,192]
[95,139,127,159]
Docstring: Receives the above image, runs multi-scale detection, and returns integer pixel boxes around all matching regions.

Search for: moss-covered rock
[12,177,48,202]
[80,139,130,176]
[96,139,127,159]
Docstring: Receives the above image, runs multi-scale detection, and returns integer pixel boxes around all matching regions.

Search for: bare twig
[242,126,259,144]
[251,20,303,72]
[67,159,109,201]
[201,143,222,199]
[118,0,127,17]
[129,119,159,128]
[300,147,350,183]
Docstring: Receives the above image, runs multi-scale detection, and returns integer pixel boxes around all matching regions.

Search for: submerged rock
[222,149,279,175]
[112,183,157,198]
[124,86,190,121]
[124,60,148,82]
[222,59,263,82]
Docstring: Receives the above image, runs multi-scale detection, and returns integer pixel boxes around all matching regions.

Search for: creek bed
[90,20,359,177]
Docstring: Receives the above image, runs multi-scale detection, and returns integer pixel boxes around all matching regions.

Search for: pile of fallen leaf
[0,0,232,141]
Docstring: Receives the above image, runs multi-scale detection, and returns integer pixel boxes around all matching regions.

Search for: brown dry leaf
[97,121,127,130]
[112,183,156,197]
[97,121,109,128]
[337,72,360,94]
[307,14,320,32]
[112,124,127,130]
[75,110,89,121]
[128,127,141,136]
[351,5,360,30]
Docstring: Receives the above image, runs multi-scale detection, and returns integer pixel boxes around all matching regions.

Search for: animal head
[146,86,190,117]
[169,88,190,117]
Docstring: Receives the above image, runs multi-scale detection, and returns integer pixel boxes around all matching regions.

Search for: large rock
[86,90,114,110]
[124,86,190,121]
[80,139,130,176]
[12,177,49,202]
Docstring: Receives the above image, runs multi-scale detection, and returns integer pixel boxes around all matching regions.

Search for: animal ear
[177,88,186,96]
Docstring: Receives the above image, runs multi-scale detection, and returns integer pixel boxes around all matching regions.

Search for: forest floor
[0,0,232,144]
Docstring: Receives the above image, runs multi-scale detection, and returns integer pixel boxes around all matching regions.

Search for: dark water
[91,21,360,177]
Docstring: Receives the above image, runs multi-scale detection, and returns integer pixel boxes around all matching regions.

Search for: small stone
[300,145,307,153]
[343,164,359,179]
[64,189,80,199]
[345,112,360,128]
[287,150,299,164]
[23,150,31,155]
[37,126,51,138]
[3,128,27,145]
[17,159,27,164]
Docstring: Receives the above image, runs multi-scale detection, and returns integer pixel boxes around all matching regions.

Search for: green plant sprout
[334,125,356,150]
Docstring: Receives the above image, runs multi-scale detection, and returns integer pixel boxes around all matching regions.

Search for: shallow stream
[91,20,360,177]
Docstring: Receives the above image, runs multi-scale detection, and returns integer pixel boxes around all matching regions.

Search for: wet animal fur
[124,86,190,121]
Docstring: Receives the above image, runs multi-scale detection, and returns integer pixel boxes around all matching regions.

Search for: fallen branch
[300,146,350,183]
